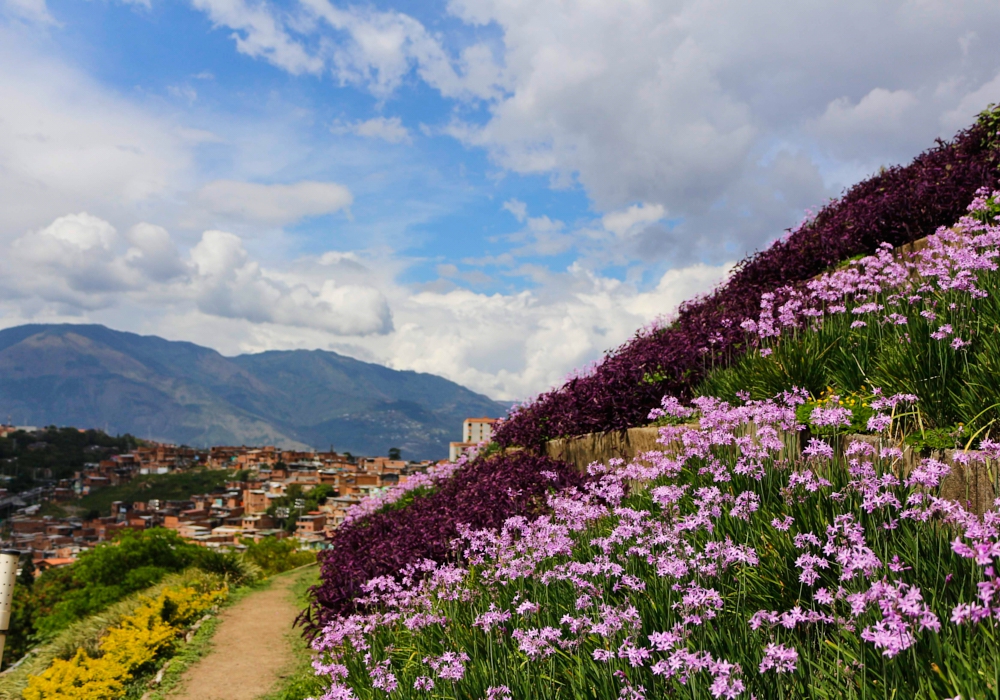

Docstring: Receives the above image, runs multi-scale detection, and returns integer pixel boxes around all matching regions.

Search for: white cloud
[502,198,527,223]
[602,203,667,237]
[189,230,392,334]
[2,212,392,336]
[374,259,734,399]
[184,0,1000,267]
[301,0,505,99]
[193,0,505,100]
[191,0,324,75]
[9,214,162,306]
[940,70,1000,135]
[193,180,353,226]
[332,116,411,144]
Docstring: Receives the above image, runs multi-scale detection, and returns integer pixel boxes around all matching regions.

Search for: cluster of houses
[3,448,433,569]
[1,417,500,570]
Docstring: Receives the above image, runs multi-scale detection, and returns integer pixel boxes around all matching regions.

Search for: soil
[168,573,302,700]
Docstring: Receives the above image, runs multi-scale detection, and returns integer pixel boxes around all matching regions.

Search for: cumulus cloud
[361,259,735,399]
[189,230,392,334]
[2,212,392,336]
[191,0,1000,263]
[602,203,667,237]
[10,213,135,304]
[331,116,411,144]
[193,180,353,226]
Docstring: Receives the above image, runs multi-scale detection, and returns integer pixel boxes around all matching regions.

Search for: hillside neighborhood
[0,418,498,570]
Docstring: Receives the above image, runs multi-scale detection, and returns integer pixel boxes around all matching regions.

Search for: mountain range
[0,324,506,459]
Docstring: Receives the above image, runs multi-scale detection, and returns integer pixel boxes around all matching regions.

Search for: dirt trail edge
[169,571,307,700]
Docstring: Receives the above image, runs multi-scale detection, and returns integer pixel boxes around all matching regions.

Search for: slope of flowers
[306,452,585,629]
[495,105,1000,449]
[700,187,1000,435]
[24,578,226,700]
[308,394,999,700]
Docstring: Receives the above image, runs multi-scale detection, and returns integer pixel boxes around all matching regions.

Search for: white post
[0,550,20,667]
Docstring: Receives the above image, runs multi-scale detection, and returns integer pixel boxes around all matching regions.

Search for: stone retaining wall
[545,424,997,514]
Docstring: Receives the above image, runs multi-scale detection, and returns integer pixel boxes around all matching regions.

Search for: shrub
[23,581,226,700]
[305,452,584,629]
[13,528,255,654]
[31,529,202,637]
[241,536,315,575]
[495,105,1000,449]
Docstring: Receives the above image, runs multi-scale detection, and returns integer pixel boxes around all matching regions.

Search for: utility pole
[0,549,19,666]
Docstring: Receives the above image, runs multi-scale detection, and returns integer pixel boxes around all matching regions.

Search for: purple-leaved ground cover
[303,452,584,630]
[495,106,1000,450]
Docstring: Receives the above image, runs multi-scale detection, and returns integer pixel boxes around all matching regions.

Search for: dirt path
[168,572,304,700]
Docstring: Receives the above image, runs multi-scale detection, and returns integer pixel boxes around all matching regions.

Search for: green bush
[241,537,314,576]
[8,527,258,658]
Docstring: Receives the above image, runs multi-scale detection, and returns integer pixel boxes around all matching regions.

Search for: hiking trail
[167,569,308,700]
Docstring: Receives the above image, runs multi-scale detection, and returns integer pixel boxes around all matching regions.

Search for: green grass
[76,468,232,516]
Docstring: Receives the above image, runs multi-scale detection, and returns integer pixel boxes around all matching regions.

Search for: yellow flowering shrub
[24,583,227,700]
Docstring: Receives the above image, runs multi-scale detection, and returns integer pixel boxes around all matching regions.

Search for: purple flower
[931,324,954,340]
[803,438,834,460]
[771,515,794,531]
[730,491,760,520]
[485,687,513,700]
[758,643,798,674]
[810,404,852,428]
[867,413,892,432]
[424,651,470,681]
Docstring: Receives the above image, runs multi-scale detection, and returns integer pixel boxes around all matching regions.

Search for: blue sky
[2,0,999,399]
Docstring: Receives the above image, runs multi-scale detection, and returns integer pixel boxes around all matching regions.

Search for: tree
[17,555,35,590]
[388,447,401,460]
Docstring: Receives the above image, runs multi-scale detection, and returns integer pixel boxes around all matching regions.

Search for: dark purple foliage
[495,108,1000,450]
[304,452,583,629]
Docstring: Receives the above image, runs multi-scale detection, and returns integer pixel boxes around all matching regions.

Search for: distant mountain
[0,324,506,459]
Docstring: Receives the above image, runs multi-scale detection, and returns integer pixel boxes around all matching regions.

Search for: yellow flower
[24,650,127,700]
[25,583,227,700]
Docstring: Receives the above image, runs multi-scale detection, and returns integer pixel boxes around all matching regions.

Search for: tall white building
[448,417,499,461]
[463,417,497,443]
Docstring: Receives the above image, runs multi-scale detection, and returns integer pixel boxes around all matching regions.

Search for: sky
[1,0,999,402]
